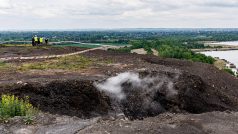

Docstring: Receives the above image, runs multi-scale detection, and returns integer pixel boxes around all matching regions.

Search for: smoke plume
[95,72,141,100]
[95,71,178,100]
[94,71,180,119]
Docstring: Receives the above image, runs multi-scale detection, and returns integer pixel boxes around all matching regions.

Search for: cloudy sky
[0,0,238,30]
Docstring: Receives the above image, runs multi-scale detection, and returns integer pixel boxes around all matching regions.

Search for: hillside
[0,46,238,133]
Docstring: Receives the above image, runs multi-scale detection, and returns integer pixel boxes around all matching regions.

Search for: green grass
[0,44,32,47]
[55,43,127,48]
[223,68,236,76]
[0,61,10,70]
[0,61,5,66]
[55,43,100,48]
[0,95,37,120]
[19,55,93,71]
[100,43,129,46]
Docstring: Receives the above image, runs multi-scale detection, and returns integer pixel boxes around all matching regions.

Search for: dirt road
[0,45,118,61]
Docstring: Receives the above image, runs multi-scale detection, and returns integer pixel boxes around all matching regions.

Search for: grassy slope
[18,55,93,71]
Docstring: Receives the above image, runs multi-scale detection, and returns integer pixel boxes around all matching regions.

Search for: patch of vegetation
[0,95,37,121]
[111,40,215,64]
[157,45,215,64]
[223,68,236,76]
[108,46,131,53]
[55,43,100,48]
[23,116,35,125]
[1,44,32,47]
[1,30,238,44]
[0,61,10,70]
[0,61,5,66]
[19,55,93,71]
[144,47,153,55]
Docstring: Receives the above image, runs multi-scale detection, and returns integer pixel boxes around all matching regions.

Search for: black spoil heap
[1,80,111,119]
[115,71,238,120]
[1,70,238,120]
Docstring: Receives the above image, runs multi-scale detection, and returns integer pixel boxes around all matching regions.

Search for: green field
[54,43,127,48]
[54,43,100,48]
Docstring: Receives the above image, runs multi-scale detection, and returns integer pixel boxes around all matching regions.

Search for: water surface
[209,41,238,46]
[201,50,238,67]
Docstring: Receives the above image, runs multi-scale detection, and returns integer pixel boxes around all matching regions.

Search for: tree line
[110,39,215,64]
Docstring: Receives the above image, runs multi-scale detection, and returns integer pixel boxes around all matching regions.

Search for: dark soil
[0,80,111,119]
[118,71,238,119]
[0,46,86,58]
[1,48,238,120]
[1,70,238,120]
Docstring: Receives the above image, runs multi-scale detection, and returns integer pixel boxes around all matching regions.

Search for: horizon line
[1,28,238,32]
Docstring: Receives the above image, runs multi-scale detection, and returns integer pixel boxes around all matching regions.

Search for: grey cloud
[63,0,143,16]
[198,0,238,8]
[206,2,238,8]
[143,0,184,10]
[0,0,238,29]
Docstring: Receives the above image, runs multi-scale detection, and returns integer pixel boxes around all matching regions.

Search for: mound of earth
[98,70,238,119]
[1,70,238,120]
[1,48,238,133]
[0,80,111,118]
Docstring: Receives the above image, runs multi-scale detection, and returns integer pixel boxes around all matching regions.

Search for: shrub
[0,95,37,119]
[108,46,132,53]
[223,68,235,76]
[157,45,215,64]
[129,40,216,64]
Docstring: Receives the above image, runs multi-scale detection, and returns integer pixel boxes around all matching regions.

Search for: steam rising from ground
[95,71,180,118]
[95,72,178,100]
[95,72,141,100]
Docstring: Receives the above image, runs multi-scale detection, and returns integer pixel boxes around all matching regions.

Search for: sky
[0,0,238,30]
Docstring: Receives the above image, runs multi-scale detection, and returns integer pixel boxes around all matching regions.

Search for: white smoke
[95,72,178,100]
[95,72,141,100]
[166,81,177,99]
